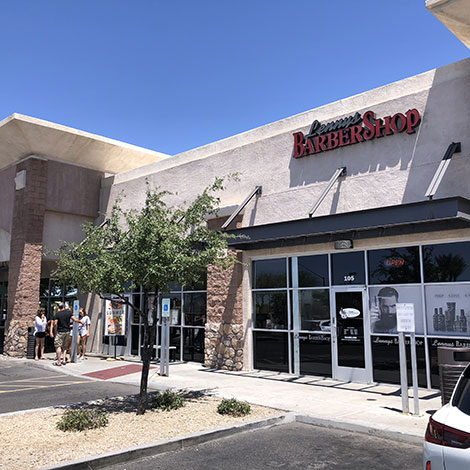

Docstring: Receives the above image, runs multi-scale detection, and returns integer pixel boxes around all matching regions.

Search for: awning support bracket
[309,167,346,218]
[222,186,262,230]
[425,142,461,200]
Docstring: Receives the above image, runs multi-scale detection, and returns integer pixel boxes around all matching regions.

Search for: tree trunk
[137,291,152,415]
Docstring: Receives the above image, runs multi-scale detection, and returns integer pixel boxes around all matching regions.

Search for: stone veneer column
[205,250,244,370]
[4,158,47,357]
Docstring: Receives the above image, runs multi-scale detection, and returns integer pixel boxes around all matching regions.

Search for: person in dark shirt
[50,302,82,366]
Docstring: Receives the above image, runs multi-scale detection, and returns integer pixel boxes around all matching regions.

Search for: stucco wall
[42,211,95,256]
[102,59,470,228]
[0,159,103,264]
[46,160,103,218]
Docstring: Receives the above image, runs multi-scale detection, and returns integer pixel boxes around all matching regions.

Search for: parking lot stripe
[0,375,65,384]
[0,380,89,394]
[0,380,71,387]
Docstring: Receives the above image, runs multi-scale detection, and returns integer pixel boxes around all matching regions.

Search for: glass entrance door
[332,288,372,383]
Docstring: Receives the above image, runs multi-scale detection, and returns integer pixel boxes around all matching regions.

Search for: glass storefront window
[183,327,204,362]
[170,326,182,360]
[168,282,182,291]
[183,273,207,291]
[425,285,470,336]
[253,331,289,372]
[368,246,420,285]
[372,336,426,387]
[132,293,141,323]
[298,289,330,331]
[298,255,329,287]
[331,252,365,285]
[423,242,470,283]
[249,241,470,388]
[39,279,50,297]
[183,292,206,326]
[369,285,424,335]
[128,283,207,363]
[299,333,332,377]
[253,259,287,289]
[65,285,78,298]
[427,337,470,388]
[254,292,288,329]
[49,281,63,297]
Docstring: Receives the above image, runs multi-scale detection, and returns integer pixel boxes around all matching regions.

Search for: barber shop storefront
[248,239,470,390]
[1,57,470,392]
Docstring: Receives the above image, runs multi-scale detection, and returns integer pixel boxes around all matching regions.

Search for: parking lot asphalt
[14,355,440,442]
[0,360,140,414]
[104,421,423,470]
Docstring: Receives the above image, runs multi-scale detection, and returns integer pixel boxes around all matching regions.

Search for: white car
[424,365,470,469]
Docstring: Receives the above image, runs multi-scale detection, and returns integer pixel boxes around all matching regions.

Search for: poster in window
[369,286,423,334]
[425,285,470,336]
[105,299,126,336]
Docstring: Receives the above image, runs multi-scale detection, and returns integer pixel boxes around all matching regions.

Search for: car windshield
[452,367,470,416]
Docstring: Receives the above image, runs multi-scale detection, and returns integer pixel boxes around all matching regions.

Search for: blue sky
[0,1,467,155]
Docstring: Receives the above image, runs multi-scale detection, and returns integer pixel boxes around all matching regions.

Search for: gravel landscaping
[0,393,278,470]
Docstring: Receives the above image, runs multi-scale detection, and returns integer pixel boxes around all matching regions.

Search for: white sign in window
[396,303,415,333]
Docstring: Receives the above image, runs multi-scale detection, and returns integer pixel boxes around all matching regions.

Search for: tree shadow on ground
[61,389,211,415]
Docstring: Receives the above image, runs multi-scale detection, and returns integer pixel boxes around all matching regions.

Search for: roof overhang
[227,197,470,250]
[0,114,169,174]
[426,0,470,48]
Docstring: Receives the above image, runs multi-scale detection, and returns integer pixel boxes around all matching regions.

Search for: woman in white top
[34,308,47,360]
[78,308,91,360]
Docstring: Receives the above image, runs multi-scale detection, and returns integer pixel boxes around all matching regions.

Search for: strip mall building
[1,0,469,390]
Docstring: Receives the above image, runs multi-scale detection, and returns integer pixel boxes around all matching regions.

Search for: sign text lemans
[292,109,420,158]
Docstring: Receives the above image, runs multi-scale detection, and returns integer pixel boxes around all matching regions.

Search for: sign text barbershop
[292,109,420,158]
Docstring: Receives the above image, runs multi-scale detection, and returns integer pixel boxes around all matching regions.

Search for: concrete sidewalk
[27,353,439,443]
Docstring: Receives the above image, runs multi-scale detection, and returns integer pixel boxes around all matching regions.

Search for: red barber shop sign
[292,109,420,158]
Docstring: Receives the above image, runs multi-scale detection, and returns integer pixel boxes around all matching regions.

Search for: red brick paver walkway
[83,364,156,380]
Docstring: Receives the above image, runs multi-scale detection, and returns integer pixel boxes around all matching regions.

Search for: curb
[39,411,423,470]
[40,413,295,470]
[295,415,423,446]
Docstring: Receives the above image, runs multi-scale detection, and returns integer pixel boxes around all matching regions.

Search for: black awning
[227,197,470,250]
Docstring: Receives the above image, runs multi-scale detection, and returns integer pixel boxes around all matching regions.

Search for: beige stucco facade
[103,59,470,226]
[0,55,468,389]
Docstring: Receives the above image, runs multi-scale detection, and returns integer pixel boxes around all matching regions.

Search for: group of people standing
[33,303,90,365]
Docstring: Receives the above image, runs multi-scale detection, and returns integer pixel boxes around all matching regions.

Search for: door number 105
[344,275,355,282]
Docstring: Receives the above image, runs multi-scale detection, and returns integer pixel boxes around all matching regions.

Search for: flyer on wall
[105,298,126,336]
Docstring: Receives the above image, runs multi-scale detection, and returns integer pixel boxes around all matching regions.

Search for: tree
[51,177,238,414]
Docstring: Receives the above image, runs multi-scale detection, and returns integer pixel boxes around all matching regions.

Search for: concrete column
[4,157,47,357]
[205,249,244,370]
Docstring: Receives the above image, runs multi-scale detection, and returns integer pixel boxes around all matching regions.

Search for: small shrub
[151,391,185,411]
[217,398,251,417]
[56,408,108,432]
